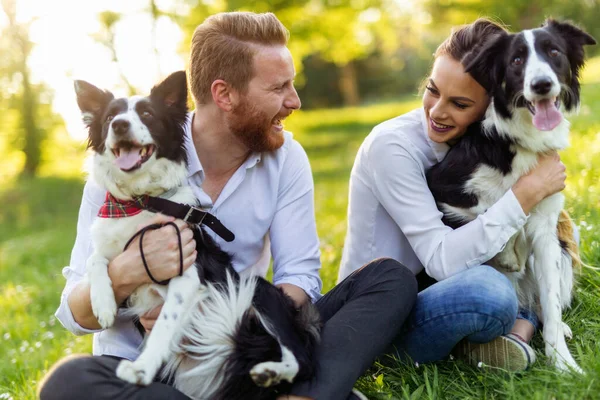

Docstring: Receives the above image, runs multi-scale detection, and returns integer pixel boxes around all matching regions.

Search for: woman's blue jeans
[390,265,536,363]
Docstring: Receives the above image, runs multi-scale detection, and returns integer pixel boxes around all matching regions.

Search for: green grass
[1,79,600,399]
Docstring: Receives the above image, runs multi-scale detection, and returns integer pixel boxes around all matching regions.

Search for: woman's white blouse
[338,108,528,282]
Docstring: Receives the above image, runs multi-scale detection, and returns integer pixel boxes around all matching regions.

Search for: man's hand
[109,214,198,303]
[276,283,309,308]
[127,214,198,283]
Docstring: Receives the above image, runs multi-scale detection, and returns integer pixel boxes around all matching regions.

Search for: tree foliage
[174,0,421,106]
[422,0,600,55]
[165,0,598,108]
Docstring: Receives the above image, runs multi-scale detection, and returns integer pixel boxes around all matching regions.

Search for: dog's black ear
[73,80,114,125]
[464,32,512,118]
[544,19,596,111]
[545,18,596,47]
[74,80,113,152]
[464,32,511,95]
[150,70,188,109]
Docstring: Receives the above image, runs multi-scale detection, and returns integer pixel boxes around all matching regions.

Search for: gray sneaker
[453,333,537,372]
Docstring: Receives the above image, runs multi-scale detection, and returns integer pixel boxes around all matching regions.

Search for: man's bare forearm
[68,257,138,331]
[67,281,102,330]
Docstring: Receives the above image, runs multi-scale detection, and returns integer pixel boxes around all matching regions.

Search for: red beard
[228,98,285,152]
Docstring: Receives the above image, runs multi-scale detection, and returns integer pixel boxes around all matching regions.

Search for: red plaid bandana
[98,192,148,218]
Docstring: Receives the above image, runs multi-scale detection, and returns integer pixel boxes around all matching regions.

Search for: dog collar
[97,192,235,242]
[144,196,235,242]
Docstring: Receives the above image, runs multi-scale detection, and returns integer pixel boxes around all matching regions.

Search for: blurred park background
[1,0,600,399]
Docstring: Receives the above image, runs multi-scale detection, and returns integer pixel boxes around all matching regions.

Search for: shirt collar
[244,152,262,169]
[184,110,263,178]
[184,111,202,178]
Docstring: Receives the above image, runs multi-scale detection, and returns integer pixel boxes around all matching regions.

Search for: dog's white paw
[90,286,117,329]
[116,360,155,385]
[554,355,584,375]
[547,343,583,374]
[250,362,282,387]
[562,322,573,340]
[93,303,117,329]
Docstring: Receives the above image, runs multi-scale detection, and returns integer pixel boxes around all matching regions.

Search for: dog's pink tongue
[533,99,563,131]
[115,149,141,170]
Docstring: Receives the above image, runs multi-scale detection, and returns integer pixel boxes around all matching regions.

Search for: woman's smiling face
[423,55,490,144]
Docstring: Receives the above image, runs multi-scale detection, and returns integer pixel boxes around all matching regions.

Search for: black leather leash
[123,222,183,337]
[123,221,183,285]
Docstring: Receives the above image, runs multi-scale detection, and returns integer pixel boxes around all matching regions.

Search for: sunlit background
[2,0,185,141]
[1,1,600,399]
[1,0,426,142]
[2,0,599,180]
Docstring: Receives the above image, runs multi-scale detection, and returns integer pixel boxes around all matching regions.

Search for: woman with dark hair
[339,19,568,371]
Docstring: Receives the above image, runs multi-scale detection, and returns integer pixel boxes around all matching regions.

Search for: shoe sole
[453,335,533,372]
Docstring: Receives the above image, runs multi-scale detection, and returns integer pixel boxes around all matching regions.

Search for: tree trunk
[20,65,40,177]
[338,62,360,106]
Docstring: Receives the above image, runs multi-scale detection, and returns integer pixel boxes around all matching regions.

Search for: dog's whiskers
[559,83,575,109]
[512,90,525,110]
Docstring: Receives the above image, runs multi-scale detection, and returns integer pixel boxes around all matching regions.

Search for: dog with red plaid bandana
[75,71,192,331]
[73,71,321,400]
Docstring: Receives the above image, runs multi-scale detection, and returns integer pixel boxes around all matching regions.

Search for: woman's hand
[140,305,163,333]
[512,151,567,214]
[109,214,197,303]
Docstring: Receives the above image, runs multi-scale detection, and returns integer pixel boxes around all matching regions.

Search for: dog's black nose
[112,119,131,135]
[531,77,553,95]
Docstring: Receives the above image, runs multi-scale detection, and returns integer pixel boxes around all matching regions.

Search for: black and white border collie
[74,71,321,399]
[426,19,596,373]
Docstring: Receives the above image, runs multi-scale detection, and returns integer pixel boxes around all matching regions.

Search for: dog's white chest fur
[439,148,538,221]
[466,149,537,212]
